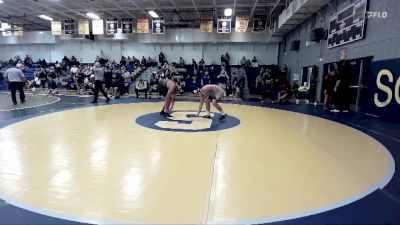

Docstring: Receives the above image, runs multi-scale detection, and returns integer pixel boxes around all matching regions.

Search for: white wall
[0,41,279,65]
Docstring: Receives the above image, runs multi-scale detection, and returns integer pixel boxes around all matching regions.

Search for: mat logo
[374,69,400,108]
[135,111,240,132]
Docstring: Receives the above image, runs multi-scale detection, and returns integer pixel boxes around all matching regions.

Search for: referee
[91,62,110,103]
[4,62,26,105]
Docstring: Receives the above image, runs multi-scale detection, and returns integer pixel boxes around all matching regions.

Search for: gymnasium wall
[0,41,279,65]
[0,27,280,65]
[278,0,400,119]
[278,0,399,92]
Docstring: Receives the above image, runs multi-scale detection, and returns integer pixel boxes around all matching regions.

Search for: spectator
[38,67,47,90]
[55,61,61,76]
[217,69,229,90]
[240,56,247,67]
[159,52,165,65]
[236,73,246,98]
[202,70,211,86]
[141,56,147,65]
[224,52,230,65]
[199,58,205,71]
[324,69,337,110]
[75,67,85,94]
[255,72,264,95]
[135,78,148,98]
[192,59,197,70]
[251,56,258,68]
[179,57,185,67]
[120,56,127,66]
[333,58,351,112]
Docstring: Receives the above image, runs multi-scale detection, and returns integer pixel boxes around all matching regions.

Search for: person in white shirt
[4,62,26,105]
[91,62,110,103]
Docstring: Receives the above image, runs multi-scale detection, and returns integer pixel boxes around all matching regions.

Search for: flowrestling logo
[135,111,240,132]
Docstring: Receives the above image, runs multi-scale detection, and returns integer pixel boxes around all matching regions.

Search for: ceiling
[0,0,288,31]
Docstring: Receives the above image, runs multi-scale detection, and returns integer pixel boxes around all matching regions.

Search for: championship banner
[13,24,23,36]
[235,16,249,32]
[217,17,231,33]
[152,18,165,34]
[92,19,104,35]
[137,18,149,33]
[1,23,11,36]
[51,21,62,35]
[121,18,133,34]
[64,19,75,35]
[200,17,213,33]
[78,19,89,35]
[253,16,267,32]
[106,18,118,35]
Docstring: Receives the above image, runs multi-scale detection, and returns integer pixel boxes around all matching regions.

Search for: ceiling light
[0,0,3,4]
[148,10,159,18]
[86,12,100,20]
[38,15,54,21]
[224,8,233,17]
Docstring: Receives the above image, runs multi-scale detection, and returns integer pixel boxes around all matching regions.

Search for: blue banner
[366,58,400,122]
[217,17,231,33]
[152,19,165,34]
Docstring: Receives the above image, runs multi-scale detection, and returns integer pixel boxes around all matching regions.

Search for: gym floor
[0,93,399,225]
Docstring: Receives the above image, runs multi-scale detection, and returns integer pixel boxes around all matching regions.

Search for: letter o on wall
[374,69,393,108]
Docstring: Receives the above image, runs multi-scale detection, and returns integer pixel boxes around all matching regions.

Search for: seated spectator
[135,79,148,98]
[202,70,211,86]
[38,67,47,90]
[235,73,246,98]
[24,55,33,68]
[149,74,159,97]
[298,82,310,100]
[55,61,61,76]
[113,72,126,99]
[255,73,264,95]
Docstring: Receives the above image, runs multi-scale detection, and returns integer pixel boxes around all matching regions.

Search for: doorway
[323,56,373,112]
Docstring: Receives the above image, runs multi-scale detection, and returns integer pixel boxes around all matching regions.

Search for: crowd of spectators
[0,53,146,98]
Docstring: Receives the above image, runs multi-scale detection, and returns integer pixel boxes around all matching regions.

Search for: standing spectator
[251,56,259,68]
[120,56,127,66]
[224,52,230,65]
[4,62,26,105]
[192,59,197,70]
[324,69,337,110]
[75,67,85,95]
[179,57,185,67]
[332,59,351,112]
[141,56,147,66]
[159,52,165,65]
[91,62,110,103]
[217,69,229,90]
[199,58,205,71]
[240,56,247,67]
